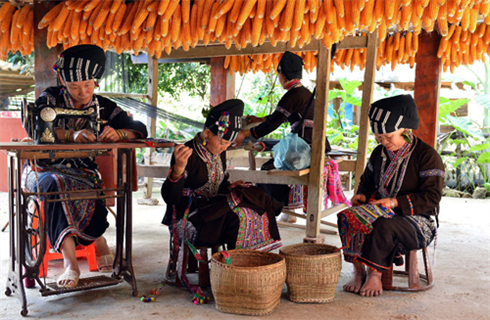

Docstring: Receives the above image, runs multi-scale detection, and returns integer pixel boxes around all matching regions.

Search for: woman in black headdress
[161,99,282,252]
[24,45,147,288]
[235,50,335,221]
[338,95,444,297]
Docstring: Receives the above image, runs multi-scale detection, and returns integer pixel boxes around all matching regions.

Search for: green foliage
[7,51,34,75]
[156,120,199,140]
[123,55,210,101]
[438,97,471,121]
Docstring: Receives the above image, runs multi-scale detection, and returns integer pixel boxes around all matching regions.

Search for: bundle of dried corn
[223,50,318,76]
[0,2,34,60]
[32,0,489,58]
[437,22,490,73]
[2,0,490,75]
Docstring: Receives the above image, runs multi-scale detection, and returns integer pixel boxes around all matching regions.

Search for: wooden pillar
[305,44,332,242]
[414,31,442,148]
[34,1,62,98]
[354,32,379,191]
[143,56,158,200]
[210,57,235,106]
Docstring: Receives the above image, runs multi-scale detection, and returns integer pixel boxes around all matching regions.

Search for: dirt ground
[0,190,489,320]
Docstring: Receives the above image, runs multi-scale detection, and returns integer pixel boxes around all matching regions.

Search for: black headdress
[205,99,244,142]
[368,94,420,134]
[54,45,106,82]
[277,51,303,80]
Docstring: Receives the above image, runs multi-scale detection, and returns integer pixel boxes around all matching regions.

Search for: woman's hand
[73,129,96,143]
[173,144,192,173]
[351,194,367,206]
[370,198,397,209]
[228,180,245,190]
[99,126,121,142]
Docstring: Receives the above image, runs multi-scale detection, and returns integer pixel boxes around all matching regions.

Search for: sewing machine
[21,98,106,144]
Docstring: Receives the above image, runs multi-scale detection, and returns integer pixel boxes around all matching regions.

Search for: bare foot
[360,268,383,297]
[343,261,365,293]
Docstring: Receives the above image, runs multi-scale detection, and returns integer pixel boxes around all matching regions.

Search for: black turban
[277,51,303,80]
[368,94,420,134]
[54,45,106,83]
[205,99,244,142]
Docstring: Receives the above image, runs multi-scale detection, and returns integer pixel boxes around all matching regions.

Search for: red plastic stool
[382,247,434,292]
[28,199,99,278]
[39,241,98,278]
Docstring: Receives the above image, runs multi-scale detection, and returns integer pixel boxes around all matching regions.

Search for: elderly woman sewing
[338,94,444,297]
[24,45,147,288]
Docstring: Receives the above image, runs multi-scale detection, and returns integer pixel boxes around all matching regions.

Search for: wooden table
[1,141,174,317]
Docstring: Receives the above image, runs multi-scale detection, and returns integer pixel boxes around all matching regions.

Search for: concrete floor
[0,190,489,320]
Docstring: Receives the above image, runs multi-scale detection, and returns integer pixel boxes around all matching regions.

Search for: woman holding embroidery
[338,95,444,297]
[161,99,282,252]
[24,45,147,288]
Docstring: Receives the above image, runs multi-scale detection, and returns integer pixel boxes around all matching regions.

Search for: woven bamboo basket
[210,249,286,316]
[279,243,342,303]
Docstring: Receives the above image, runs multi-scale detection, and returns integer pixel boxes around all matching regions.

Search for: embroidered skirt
[338,205,436,273]
[25,166,109,252]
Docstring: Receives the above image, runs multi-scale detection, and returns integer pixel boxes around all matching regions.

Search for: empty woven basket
[279,243,342,303]
[210,249,286,316]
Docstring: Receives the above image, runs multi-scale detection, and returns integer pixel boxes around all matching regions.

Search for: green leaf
[462,80,477,90]
[339,78,362,95]
[484,183,490,192]
[469,142,490,151]
[344,95,363,106]
[475,93,490,110]
[445,116,485,140]
[454,157,468,167]
[477,152,490,164]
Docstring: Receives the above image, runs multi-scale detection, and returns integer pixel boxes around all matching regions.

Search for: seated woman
[160,99,282,302]
[24,45,147,288]
[161,99,282,252]
[338,94,444,297]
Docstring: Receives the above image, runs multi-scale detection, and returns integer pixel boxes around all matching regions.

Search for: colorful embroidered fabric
[26,165,105,252]
[338,204,394,262]
[227,190,283,252]
[303,159,351,213]
[284,184,304,210]
[378,133,415,199]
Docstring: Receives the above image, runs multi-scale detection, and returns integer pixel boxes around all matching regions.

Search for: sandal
[97,254,114,272]
[57,269,79,288]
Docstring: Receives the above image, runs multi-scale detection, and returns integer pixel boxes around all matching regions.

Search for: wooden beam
[306,44,332,239]
[414,31,442,148]
[210,57,235,106]
[354,31,379,191]
[160,37,368,60]
[143,56,159,200]
[34,1,62,98]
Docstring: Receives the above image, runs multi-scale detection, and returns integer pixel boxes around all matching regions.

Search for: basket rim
[211,249,285,270]
[279,243,341,257]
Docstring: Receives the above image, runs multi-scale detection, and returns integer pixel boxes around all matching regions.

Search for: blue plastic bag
[272,132,311,171]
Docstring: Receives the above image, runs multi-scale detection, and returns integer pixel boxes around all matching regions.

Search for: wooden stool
[166,243,223,288]
[382,247,434,292]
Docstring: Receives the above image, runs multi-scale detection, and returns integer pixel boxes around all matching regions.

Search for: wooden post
[305,44,332,242]
[354,32,379,191]
[143,56,158,200]
[210,57,235,106]
[34,1,62,98]
[414,31,442,148]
